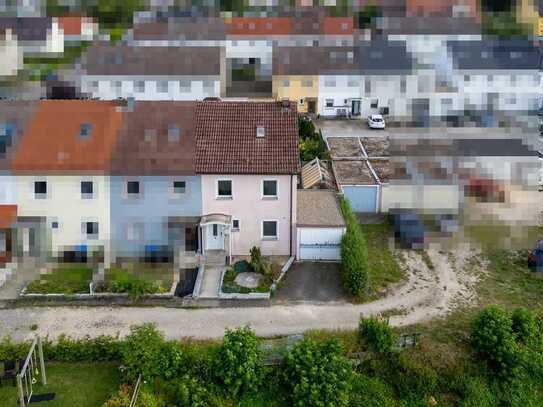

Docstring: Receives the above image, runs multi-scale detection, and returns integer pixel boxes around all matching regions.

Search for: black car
[391,211,426,249]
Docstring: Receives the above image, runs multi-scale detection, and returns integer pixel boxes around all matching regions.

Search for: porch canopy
[200,213,231,226]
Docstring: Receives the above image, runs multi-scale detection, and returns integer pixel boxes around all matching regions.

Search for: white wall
[81,76,221,100]
[318,74,362,117]
[201,174,296,256]
[13,175,110,256]
[381,184,461,211]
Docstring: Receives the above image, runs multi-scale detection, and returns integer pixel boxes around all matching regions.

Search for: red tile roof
[195,101,299,174]
[0,205,17,228]
[321,17,354,34]
[225,17,292,35]
[12,100,124,173]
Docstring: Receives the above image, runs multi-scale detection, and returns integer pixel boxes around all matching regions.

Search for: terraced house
[0,99,299,268]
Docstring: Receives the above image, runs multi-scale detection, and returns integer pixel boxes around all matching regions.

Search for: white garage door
[297,227,345,261]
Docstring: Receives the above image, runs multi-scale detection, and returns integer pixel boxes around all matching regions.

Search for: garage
[296,190,346,261]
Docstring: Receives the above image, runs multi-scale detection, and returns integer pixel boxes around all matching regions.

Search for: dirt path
[0,248,483,341]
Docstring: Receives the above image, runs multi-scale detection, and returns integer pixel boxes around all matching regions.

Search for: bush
[45,334,122,362]
[459,377,497,407]
[298,117,329,161]
[163,375,209,407]
[392,353,439,399]
[339,197,369,297]
[121,323,166,381]
[249,246,272,277]
[283,338,352,407]
[511,308,540,346]
[233,260,252,274]
[214,326,262,398]
[349,374,395,407]
[471,306,519,378]
[359,316,396,354]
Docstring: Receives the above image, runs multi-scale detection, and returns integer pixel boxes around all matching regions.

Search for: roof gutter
[289,174,293,257]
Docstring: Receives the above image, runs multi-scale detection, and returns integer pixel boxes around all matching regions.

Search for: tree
[470,306,519,378]
[359,316,397,354]
[214,326,262,398]
[283,338,352,407]
[121,323,166,381]
[339,197,369,297]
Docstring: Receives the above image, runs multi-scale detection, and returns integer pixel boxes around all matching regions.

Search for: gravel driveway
[0,247,482,341]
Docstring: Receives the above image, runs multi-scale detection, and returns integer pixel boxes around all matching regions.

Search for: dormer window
[168,125,181,142]
[79,123,92,139]
[144,129,156,142]
[256,126,265,138]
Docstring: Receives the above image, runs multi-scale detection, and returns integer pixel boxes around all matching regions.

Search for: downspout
[289,174,293,257]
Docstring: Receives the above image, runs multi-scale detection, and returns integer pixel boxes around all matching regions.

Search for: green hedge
[339,197,369,297]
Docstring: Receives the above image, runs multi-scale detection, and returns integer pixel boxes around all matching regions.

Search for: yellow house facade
[272,75,319,114]
[516,0,541,35]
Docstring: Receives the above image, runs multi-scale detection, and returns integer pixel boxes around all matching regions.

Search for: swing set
[16,336,55,406]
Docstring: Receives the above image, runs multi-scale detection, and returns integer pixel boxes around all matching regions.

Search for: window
[464,75,470,82]
[371,99,378,108]
[173,181,186,194]
[301,79,313,88]
[232,219,240,231]
[144,128,157,142]
[325,99,334,108]
[400,76,406,94]
[282,79,290,87]
[347,77,359,87]
[34,181,47,196]
[81,181,93,196]
[127,181,140,195]
[299,98,304,105]
[179,80,191,93]
[157,81,168,93]
[364,78,371,94]
[262,179,277,198]
[168,125,180,142]
[135,81,145,93]
[85,222,98,237]
[324,78,336,87]
[487,75,493,83]
[262,220,277,239]
[51,221,58,229]
[79,123,92,138]
[217,180,232,198]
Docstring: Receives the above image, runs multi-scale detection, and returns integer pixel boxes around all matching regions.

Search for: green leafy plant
[163,374,209,407]
[298,117,329,162]
[339,197,369,297]
[283,338,352,407]
[470,306,519,378]
[214,326,262,398]
[349,374,395,407]
[121,323,166,381]
[359,316,397,354]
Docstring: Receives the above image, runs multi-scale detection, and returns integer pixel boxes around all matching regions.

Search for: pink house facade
[195,100,300,258]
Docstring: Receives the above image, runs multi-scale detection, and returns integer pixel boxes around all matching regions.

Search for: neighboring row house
[0,100,299,268]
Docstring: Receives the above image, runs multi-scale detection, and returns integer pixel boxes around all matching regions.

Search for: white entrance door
[206,224,224,251]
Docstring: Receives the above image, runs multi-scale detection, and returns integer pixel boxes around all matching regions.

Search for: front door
[351,100,361,116]
[307,100,316,114]
[206,224,224,251]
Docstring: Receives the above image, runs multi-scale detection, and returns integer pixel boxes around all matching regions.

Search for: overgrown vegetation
[25,264,93,294]
[221,249,279,293]
[299,117,329,162]
[95,264,172,299]
[339,197,369,298]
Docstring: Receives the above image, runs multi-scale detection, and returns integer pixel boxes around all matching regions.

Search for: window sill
[216,196,233,200]
[262,237,278,241]
[262,196,278,200]
[34,194,47,199]
[232,228,240,232]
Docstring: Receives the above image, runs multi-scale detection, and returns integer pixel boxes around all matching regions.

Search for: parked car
[528,240,543,272]
[390,210,426,249]
[367,114,386,129]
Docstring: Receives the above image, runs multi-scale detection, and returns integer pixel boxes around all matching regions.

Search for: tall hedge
[339,197,369,297]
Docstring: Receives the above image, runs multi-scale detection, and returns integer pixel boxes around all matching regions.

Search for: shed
[296,190,346,261]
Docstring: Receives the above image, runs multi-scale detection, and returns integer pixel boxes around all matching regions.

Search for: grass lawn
[0,362,119,407]
[25,265,93,294]
[361,223,405,295]
[97,262,174,294]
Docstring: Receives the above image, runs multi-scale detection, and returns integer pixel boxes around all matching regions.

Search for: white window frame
[262,179,278,199]
[33,179,48,199]
[232,219,240,231]
[171,180,187,197]
[261,220,278,240]
[325,99,334,108]
[125,179,141,198]
[80,179,94,200]
[216,179,233,199]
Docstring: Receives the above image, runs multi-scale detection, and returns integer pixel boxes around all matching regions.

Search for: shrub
[121,323,166,381]
[392,353,439,399]
[156,341,185,381]
[471,306,519,378]
[298,118,329,161]
[44,334,122,362]
[511,308,540,346]
[214,326,262,398]
[349,374,395,407]
[103,384,132,407]
[249,246,272,277]
[459,377,497,407]
[163,374,209,407]
[233,260,252,274]
[283,338,352,407]
[339,197,369,297]
[359,316,396,354]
